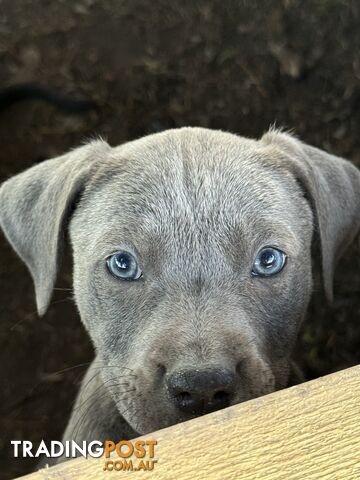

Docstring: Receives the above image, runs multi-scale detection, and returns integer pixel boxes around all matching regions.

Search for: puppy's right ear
[0,140,110,316]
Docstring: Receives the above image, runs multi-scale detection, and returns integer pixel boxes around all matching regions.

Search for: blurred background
[0,0,359,478]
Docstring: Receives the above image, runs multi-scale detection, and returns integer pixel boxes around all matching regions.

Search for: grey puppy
[1,127,359,447]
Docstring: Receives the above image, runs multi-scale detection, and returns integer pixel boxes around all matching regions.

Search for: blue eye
[106,251,142,280]
[252,247,287,277]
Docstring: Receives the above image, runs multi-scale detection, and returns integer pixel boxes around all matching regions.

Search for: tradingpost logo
[11,439,158,472]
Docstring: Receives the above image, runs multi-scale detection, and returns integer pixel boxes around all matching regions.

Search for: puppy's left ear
[261,130,360,303]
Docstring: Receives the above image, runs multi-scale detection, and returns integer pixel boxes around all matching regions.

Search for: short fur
[1,127,359,452]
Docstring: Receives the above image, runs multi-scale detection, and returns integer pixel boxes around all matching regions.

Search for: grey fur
[0,127,359,448]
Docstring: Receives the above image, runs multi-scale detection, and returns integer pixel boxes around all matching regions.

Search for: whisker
[71,387,138,440]
[73,377,136,413]
[45,362,92,376]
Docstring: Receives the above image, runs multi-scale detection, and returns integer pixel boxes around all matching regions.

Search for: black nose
[166,367,236,415]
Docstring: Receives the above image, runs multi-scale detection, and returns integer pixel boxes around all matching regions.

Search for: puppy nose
[166,368,236,415]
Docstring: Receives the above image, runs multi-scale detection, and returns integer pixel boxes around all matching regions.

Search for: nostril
[177,391,191,403]
[212,389,231,409]
[173,391,198,413]
[213,390,228,402]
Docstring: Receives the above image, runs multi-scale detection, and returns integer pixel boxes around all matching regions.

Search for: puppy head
[1,127,359,434]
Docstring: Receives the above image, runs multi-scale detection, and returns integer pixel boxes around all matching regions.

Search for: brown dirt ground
[0,0,359,478]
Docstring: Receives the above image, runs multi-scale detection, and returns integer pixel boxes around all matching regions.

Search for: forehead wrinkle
[93,161,299,254]
[79,128,311,263]
[118,168,294,244]
[113,152,282,224]
[89,127,296,223]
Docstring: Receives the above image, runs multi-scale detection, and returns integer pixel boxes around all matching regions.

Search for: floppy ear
[0,140,110,316]
[261,130,360,303]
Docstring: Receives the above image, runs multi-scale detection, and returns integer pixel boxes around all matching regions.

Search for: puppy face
[70,129,314,432]
[1,127,359,435]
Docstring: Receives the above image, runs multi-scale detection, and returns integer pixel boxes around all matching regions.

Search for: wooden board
[19,365,360,479]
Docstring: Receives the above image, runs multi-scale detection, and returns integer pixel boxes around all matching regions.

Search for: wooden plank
[19,365,360,480]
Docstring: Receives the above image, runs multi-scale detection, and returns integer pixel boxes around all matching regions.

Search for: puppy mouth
[107,354,277,433]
